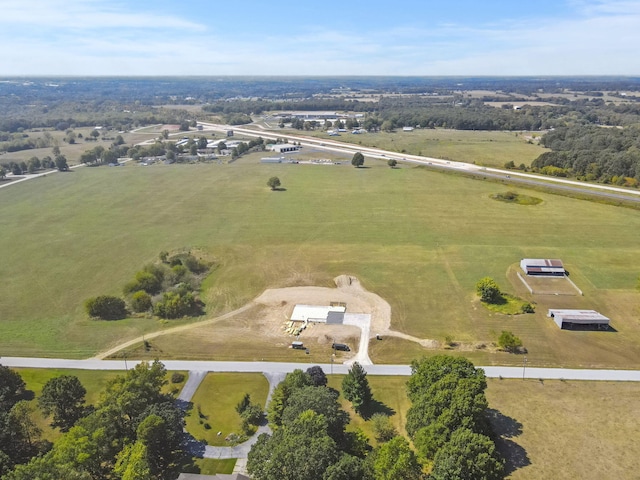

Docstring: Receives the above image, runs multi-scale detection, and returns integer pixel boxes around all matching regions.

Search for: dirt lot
[103,275,403,362]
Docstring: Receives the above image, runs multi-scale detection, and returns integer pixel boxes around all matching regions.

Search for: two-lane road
[2,357,640,381]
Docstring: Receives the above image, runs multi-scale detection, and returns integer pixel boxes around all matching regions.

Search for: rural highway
[198,121,640,204]
[1,357,640,382]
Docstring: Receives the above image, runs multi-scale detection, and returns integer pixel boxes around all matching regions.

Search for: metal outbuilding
[520,258,565,276]
[290,304,346,323]
[547,309,610,329]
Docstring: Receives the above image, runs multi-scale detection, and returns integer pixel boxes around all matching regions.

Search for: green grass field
[1,152,640,367]
[282,127,548,167]
[184,373,269,446]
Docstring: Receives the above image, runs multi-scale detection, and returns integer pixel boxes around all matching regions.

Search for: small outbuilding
[291,304,346,323]
[520,258,565,276]
[269,144,300,154]
[548,309,610,329]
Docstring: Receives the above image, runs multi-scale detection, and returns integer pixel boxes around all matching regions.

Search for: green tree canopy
[407,356,486,402]
[431,428,504,480]
[85,295,127,320]
[342,362,372,416]
[38,375,87,431]
[281,386,349,444]
[498,330,523,353]
[248,410,340,480]
[0,365,26,411]
[372,436,423,480]
[267,176,281,190]
[351,152,365,167]
[476,277,502,304]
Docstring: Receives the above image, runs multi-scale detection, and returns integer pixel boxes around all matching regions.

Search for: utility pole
[522,355,527,380]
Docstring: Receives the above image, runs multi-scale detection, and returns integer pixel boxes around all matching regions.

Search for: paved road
[199,122,640,204]
[2,357,640,381]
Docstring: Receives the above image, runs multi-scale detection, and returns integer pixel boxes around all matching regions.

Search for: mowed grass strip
[1,158,640,366]
[184,373,269,446]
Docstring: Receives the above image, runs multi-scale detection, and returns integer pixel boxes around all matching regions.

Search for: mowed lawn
[184,373,269,446]
[1,155,640,367]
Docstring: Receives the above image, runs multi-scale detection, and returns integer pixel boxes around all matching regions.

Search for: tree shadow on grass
[271,187,287,191]
[21,389,35,401]
[485,408,531,475]
[360,398,396,420]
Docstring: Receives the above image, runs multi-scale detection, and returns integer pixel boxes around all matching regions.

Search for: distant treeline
[532,125,640,184]
[3,76,640,103]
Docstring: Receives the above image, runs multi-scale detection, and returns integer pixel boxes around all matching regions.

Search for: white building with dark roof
[520,258,565,276]
[547,309,610,329]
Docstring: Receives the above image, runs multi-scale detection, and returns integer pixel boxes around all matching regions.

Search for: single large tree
[54,154,69,172]
[39,375,87,431]
[306,366,328,387]
[498,330,523,353]
[475,277,502,303]
[342,362,372,416]
[0,365,26,411]
[351,152,365,168]
[267,176,281,190]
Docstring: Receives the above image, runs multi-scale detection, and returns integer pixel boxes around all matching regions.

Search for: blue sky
[1,0,638,76]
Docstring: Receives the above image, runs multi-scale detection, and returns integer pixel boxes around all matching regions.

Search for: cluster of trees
[231,137,265,160]
[250,358,507,479]
[0,361,186,480]
[532,125,640,184]
[79,140,127,166]
[0,131,55,153]
[406,356,504,479]
[250,364,427,480]
[85,251,210,320]
[0,365,49,477]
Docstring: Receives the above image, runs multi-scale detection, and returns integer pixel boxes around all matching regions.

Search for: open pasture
[1,155,639,366]
[292,127,548,167]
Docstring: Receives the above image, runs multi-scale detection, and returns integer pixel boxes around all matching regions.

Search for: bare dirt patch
[102,275,437,362]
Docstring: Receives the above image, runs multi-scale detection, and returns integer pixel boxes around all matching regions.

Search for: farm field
[269,126,548,168]
[1,154,640,367]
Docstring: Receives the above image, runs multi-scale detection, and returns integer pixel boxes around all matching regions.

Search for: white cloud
[0,0,205,30]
